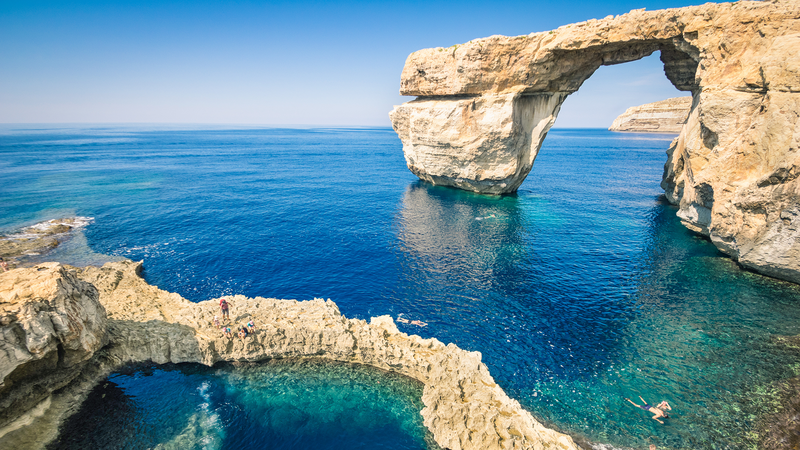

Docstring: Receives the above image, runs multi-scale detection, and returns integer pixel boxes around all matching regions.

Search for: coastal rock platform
[0,261,578,450]
[608,97,692,133]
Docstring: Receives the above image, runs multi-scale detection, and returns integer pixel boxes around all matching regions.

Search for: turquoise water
[50,360,432,450]
[2,125,799,449]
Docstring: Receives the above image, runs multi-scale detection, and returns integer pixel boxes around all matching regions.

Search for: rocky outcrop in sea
[0,218,95,270]
[0,261,579,450]
[608,97,691,133]
[389,0,800,285]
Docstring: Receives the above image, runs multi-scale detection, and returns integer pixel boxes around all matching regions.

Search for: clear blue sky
[0,0,713,127]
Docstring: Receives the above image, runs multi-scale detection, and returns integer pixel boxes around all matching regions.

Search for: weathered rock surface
[609,96,691,133]
[0,218,94,271]
[0,264,107,433]
[390,0,800,284]
[0,262,578,450]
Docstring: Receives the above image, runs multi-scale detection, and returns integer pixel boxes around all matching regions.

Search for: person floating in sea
[220,298,230,321]
[397,314,427,327]
[625,396,671,424]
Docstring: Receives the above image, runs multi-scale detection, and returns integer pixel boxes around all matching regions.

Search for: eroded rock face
[0,261,578,450]
[390,0,800,284]
[609,96,692,133]
[0,263,107,433]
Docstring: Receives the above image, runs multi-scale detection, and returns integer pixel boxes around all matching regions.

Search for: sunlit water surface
[2,125,799,449]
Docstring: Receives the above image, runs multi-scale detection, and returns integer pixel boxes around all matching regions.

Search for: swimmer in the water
[625,396,671,424]
[397,315,427,326]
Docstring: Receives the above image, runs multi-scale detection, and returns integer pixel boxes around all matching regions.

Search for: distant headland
[609,97,691,134]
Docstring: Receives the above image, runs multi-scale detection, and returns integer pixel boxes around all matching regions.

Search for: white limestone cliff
[390,0,800,284]
[609,97,692,133]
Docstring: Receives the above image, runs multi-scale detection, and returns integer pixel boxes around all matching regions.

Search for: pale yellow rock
[390,0,800,284]
[390,93,565,193]
[0,263,108,448]
[609,97,692,133]
[0,261,579,450]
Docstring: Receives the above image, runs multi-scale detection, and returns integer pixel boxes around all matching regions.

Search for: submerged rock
[0,218,95,270]
[609,97,692,133]
[0,261,579,450]
[390,0,800,285]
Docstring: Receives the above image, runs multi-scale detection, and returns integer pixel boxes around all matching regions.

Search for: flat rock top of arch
[399,0,800,96]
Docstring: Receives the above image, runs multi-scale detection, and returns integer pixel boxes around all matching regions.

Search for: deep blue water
[2,125,800,449]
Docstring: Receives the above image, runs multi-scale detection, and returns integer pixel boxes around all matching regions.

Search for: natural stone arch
[390,0,800,284]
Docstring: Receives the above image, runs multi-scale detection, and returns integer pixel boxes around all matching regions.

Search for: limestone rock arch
[390,0,800,284]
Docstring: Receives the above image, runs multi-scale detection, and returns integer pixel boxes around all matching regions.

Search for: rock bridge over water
[390,0,800,284]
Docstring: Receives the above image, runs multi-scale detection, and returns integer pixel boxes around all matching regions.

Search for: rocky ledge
[389,0,800,285]
[608,97,691,133]
[0,261,578,450]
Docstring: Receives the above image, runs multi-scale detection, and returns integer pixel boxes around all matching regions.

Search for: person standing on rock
[220,298,230,321]
[0,258,8,272]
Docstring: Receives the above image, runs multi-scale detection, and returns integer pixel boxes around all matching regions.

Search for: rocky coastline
[608,97,691,133]
[0,218,95,270]
[0,259,578,450]
[390,0,800,286]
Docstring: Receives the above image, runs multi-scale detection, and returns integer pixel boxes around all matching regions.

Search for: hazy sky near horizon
[1,0,712,127]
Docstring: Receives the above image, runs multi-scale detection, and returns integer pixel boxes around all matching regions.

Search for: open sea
[2,125,799,450]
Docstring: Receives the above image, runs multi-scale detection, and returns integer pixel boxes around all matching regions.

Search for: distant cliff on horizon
[609,97,692,133]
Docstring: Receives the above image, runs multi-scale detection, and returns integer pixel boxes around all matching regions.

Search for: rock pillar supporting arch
[390,0,800,284]
[390,92,567,194]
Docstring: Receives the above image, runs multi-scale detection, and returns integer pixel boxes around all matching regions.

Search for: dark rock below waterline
[758,376,800,450]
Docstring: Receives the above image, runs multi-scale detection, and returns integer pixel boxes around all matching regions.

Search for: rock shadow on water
[51,359,439,450]
[46,378,140,450]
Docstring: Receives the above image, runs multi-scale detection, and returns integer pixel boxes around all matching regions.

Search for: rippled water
[2,125,799,449]
[50,360,431,450]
